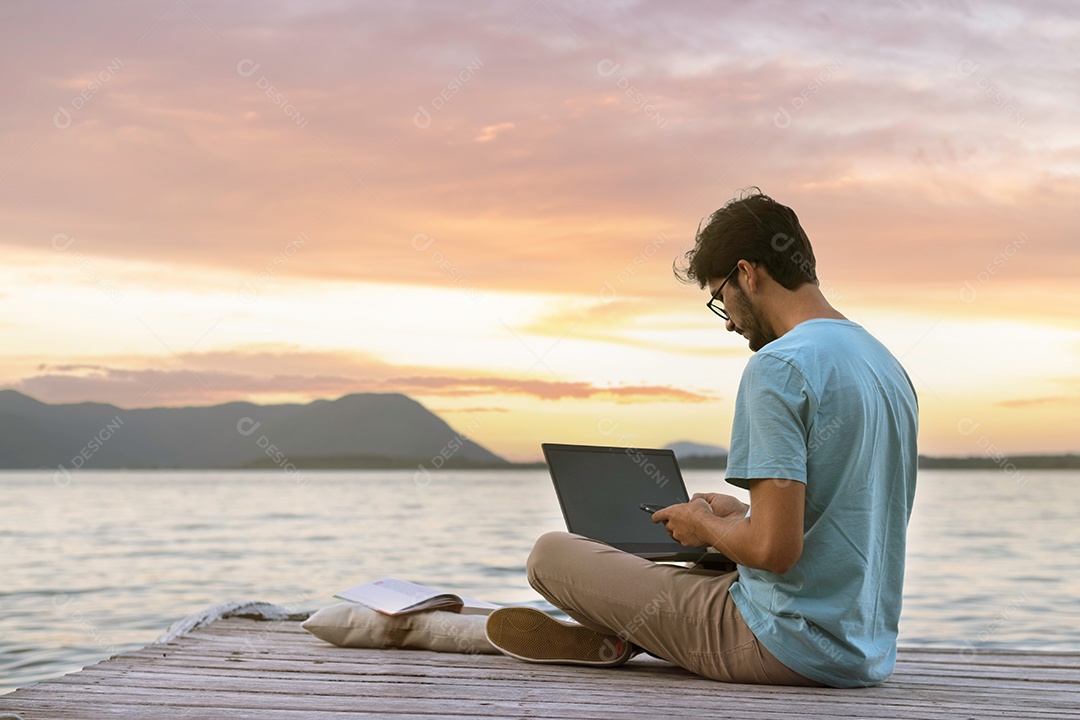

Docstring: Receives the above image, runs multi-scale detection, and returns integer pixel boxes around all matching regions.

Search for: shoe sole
[484,607,632,667]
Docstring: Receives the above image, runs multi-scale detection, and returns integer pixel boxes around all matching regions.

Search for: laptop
[541,443,733,566]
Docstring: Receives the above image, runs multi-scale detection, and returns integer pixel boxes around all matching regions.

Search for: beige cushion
[302,602,499,654]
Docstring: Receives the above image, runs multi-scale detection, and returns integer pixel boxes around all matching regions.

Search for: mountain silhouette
[0,390,506,470]
[665,440,728,459]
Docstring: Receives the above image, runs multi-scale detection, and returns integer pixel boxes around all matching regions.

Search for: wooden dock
[1,616,1078,719]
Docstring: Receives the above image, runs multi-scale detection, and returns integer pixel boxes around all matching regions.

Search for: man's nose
[726,318,737,333]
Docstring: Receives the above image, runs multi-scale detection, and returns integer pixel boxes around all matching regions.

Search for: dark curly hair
[675,187,818,290]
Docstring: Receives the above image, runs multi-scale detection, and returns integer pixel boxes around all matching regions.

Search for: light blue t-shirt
[725,319,918,688]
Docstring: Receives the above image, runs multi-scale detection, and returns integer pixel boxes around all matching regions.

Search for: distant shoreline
[678,453,1080,470]
[302,452,1079,471]
[8,453,1079,472]
[915,454,1080,470]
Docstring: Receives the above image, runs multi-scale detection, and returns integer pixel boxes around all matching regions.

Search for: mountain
[665,440,728,469]
[0,390,506,470]
[666,441,728,459]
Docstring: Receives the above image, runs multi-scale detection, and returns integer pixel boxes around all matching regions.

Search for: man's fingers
[689,497,714,514]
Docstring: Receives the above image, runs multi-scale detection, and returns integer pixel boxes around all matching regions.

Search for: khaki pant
[527,531,822,686]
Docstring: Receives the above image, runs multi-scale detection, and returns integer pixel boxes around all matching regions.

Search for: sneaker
[484,607,634,667]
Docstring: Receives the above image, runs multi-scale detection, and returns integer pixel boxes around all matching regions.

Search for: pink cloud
[2,0,1075,301]
[11,355,714,407]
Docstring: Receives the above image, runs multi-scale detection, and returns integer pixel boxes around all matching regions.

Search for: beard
[727,285,778,352]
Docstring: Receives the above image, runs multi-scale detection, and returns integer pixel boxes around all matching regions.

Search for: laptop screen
[541,443,696,553]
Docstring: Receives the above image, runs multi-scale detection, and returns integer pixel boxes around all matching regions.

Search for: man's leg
[523,531,820,685]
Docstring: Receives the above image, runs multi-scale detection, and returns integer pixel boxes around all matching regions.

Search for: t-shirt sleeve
[725,352,815,489]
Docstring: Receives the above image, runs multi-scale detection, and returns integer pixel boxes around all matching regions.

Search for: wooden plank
[895,647,1080,669]
[101,648,1080,692]
[199,618,1076,666]
[170,620,1080,671]
[47,656,1080,705]
[123,637,1075,679]
[9,687,1080,720]
[34,666,1080,714]
[50,649,1075,691]
[46,647,1080,709]
[12,688,1080,720]
[19,669,1080,719]
[2,618,1078,720]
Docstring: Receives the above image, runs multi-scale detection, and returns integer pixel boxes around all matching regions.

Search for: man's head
[676,187,818,291]
[676,188,821,351]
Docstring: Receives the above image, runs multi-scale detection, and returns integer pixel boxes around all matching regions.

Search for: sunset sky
[2,1,1077,461]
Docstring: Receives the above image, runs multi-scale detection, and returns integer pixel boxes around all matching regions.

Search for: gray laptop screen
[542,443,693,550]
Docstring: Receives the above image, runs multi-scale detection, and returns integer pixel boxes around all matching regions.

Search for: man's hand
[691,492,749,519]
[651,481,805,573]
[652,498,715,548]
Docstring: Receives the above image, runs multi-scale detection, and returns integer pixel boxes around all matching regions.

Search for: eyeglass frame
[706,263,741,321]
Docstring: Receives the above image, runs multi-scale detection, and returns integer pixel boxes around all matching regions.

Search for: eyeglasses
[706,264,740,321]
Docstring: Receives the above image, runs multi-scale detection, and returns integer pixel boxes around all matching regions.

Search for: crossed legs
[525,531,819,685]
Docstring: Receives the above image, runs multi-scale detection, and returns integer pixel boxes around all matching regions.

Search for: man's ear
[740,260,775,295]
[738,260,762,294]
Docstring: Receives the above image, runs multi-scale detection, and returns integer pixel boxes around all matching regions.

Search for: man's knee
[526,531,577,588]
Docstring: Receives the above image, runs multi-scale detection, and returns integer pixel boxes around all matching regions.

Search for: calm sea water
[2,468,1079,694]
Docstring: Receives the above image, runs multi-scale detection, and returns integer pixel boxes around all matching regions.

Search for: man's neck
[769,284,846,338]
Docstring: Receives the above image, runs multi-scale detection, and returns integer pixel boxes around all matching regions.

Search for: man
[485,189,919,687]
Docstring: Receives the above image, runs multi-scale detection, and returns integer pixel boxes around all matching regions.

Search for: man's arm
[653,479,805,574]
